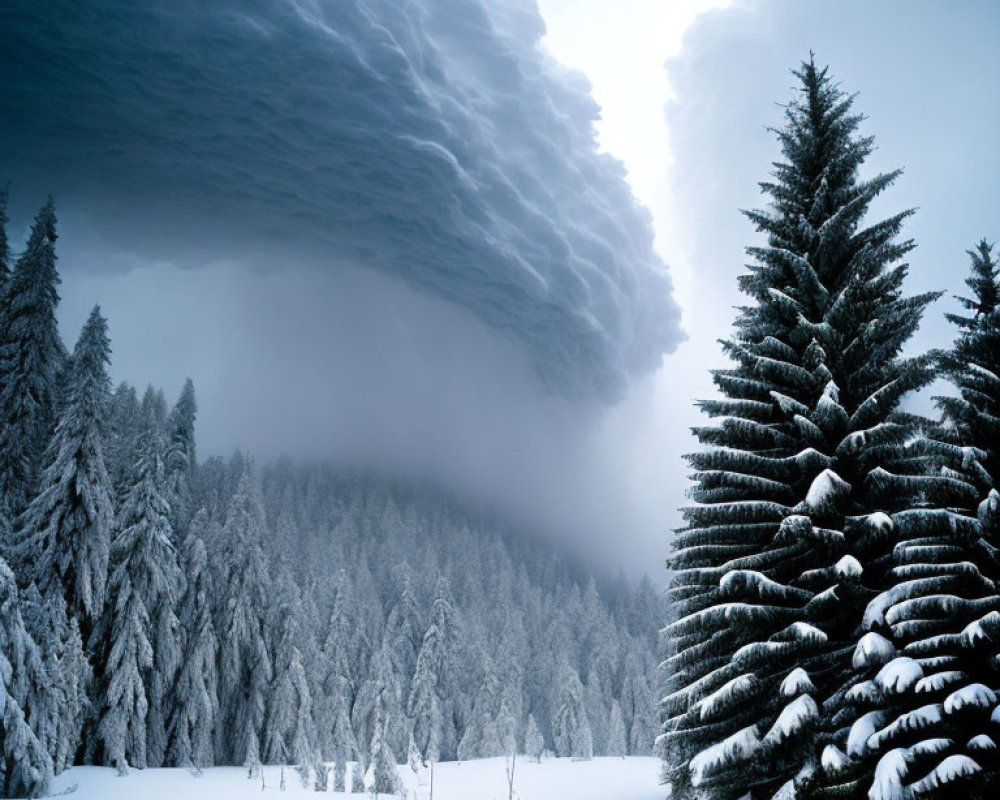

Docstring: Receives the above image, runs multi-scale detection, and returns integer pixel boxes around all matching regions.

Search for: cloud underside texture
[0,0,682,400]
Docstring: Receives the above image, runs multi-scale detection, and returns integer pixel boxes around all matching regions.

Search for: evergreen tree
[0,561,54,798]
[316,571,358,769]
[20,586,89,774]
[351,753,367,793]
[296,576,323,725]
[95,572,152,772]
[661,58,940,800]
[355,637,407,762]
[164,378,197,537]
[106,383,141,498]
[96,418,181,770]
[492,611,528,741]
[365,697,402,796]
[167,518,218,768]
[385,563,423,686]
[55,614,90,772]
[329,694,356,792]
[217,466,273,769]
[0,188,10,290]
[408,630,444,765]
[458,659,504,760]
[0,199,65,537]
[263,570,316,767]
[140,385,168,432]
[937,240,1000,488]
[606,700,627,758]
[620,654,655,756]
[552,660,592,760]
[524,713,545,762]
[10,585,61,770]
[823,240,1000,799]
[13,306,114,635]
[0,559,53,797]
[408,578,457,764]
[496,695,517,757]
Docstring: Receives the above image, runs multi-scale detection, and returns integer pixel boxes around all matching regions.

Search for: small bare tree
[506,749,517,800]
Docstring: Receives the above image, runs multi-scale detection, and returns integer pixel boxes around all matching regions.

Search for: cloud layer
[0,0,682,399]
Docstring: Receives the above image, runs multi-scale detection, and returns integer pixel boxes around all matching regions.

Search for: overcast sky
[2,0,998,578]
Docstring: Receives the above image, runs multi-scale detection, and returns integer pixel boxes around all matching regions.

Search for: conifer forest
[0,201,661,795]
[1,2,998,799]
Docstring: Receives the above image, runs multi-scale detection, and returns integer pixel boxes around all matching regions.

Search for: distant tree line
[0,194,662,797]
[661,58,1000,800]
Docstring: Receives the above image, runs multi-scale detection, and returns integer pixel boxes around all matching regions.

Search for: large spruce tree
[164,378,197,537]
[13,306,114,634]
[0,199,66,537]
[0,189,10,289]
[95,415,182,771]
[167,513,218,768]
[661,58,940,800]
[828,240,1000,800]
[263,569,316,767]
[316,570,358,781]
[216,466,273,769]
[0,558,54,798]
[937,240,1000,487]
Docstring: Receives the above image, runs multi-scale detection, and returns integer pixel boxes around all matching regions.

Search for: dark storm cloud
[0,0,682,400]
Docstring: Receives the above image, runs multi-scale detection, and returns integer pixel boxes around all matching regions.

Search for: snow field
[47,756,666,800]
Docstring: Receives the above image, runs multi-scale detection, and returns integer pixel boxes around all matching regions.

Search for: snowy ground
[48,757,666,800]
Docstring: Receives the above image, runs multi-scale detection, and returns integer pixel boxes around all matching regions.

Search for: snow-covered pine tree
[0,187,10,282]
[95,570,152,772]
[458,657,508,760]
[296,576,323,731]
[329,694,357,792]
[385,563,424,689]
[167,515,218,769]
[937,240,1000,494]
[19,586,89,774]
[621,652,655,756]
[0,558,53,798]
[13,306,114,636]
[106,383,141,498]
[60,616,90,765]
[579,578,615,754]
[316,570,358,771]
[140,384,168,432]
[822,240,1000,799]
[408,622,444,766]
[552,660,592,760]
[96,414,182,770]
[430,577,460,759]
[217,466,273,770]
[492,611,528,742]
[164,378,197,537]
[365,695,402,796]
[606,700,627,758]
[351,753,367,794]
[524,713,544,762]
[408,577,458,764]
[497,695,517,757]
[0,188,10,290]
[263,569,316,767]
[354,637,407,762]
[140,444,182,770]
[0,199,66,537]
[661,57,940,800]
